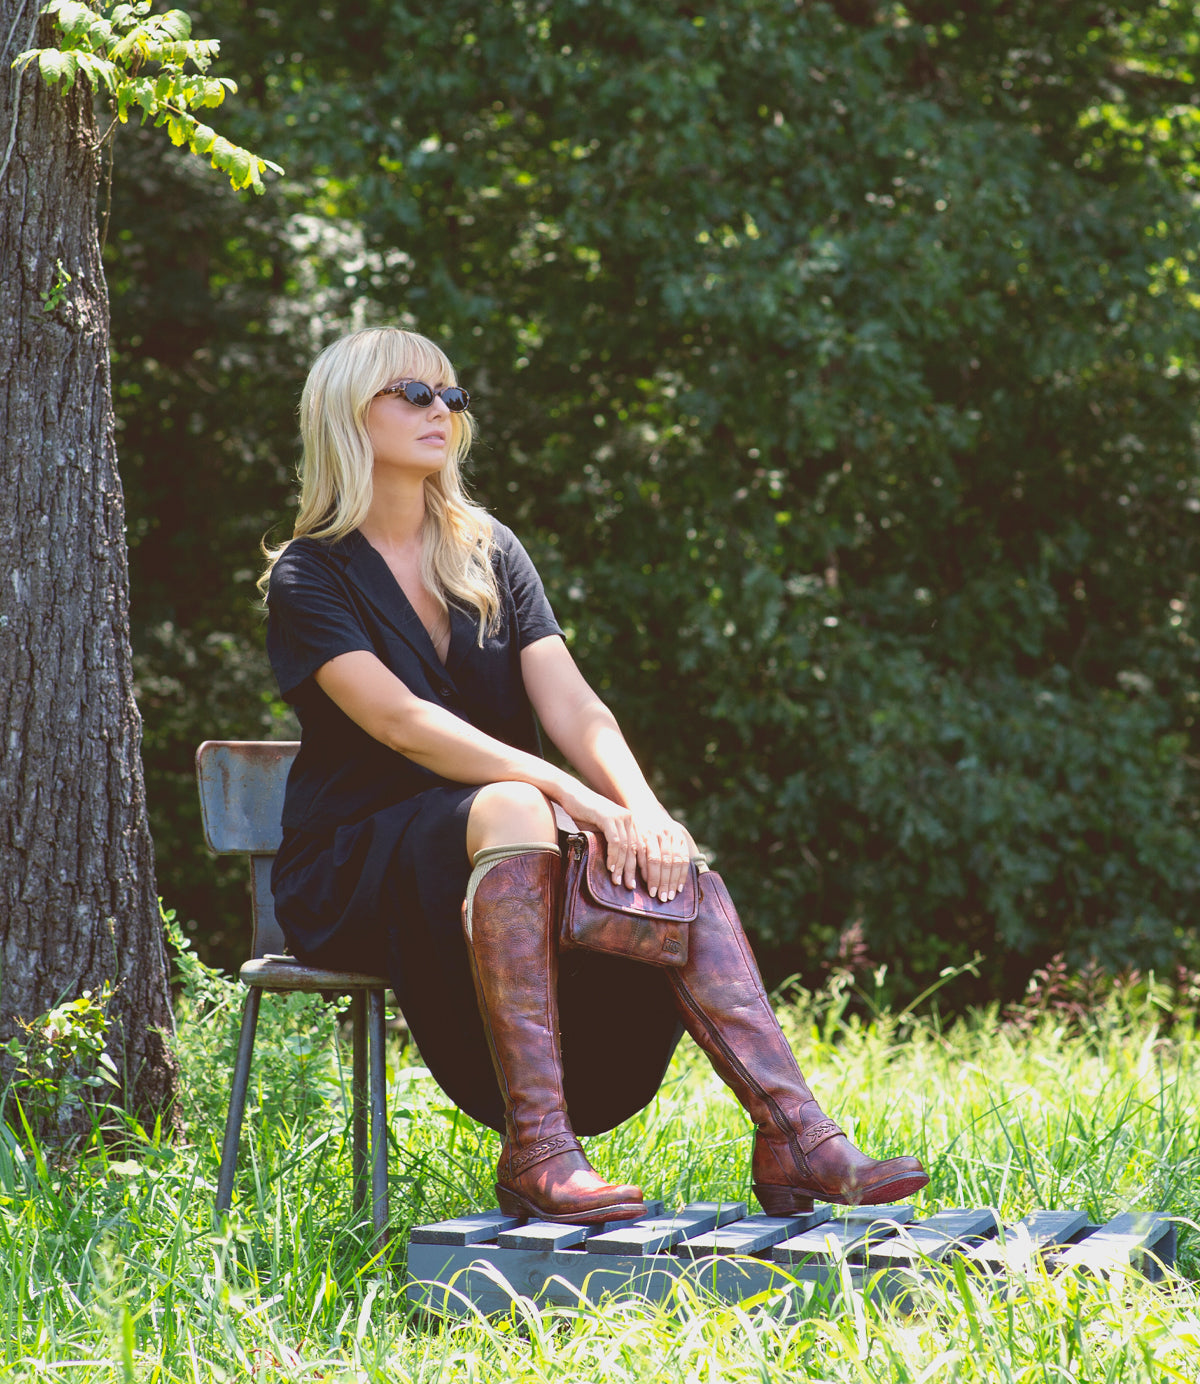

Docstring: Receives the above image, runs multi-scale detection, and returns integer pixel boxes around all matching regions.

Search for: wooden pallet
[405,1200,1176,1318]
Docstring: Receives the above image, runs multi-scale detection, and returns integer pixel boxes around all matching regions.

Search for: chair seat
[240,956,389,990]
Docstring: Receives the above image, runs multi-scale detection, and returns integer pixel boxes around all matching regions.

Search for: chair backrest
[196,740,300,958]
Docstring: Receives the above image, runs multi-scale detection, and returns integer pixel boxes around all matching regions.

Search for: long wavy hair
[260,327,499,640]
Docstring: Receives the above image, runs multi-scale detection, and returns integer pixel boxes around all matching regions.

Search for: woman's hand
[626,806,696,903]
[553,779,694,902]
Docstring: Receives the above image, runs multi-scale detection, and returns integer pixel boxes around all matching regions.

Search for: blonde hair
[260,327,499,641]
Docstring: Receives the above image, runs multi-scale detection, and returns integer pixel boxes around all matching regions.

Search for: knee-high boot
[463,846,645,1224]
[668,870,928,1214]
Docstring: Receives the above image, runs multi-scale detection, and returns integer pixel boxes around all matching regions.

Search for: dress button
[437,684,453,699]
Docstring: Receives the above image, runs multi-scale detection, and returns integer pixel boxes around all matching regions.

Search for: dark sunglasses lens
[440,387,470,412]
[402,380,435,407]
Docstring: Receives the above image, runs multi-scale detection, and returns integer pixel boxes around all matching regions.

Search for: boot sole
[496,1184,646,1225]
[754,1169,930,1216]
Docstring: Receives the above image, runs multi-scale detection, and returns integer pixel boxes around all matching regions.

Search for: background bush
[111,0,1200,996]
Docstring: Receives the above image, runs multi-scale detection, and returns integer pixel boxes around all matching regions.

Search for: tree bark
[0,4,179,1129]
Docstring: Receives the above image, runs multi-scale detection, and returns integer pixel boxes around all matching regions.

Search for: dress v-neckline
[394,575,453,669]
[359,533,456,670]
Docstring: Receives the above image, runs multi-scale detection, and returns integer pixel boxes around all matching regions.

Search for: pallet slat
[772,1206,914,1266]
[586,1201,745,1256]
[969,1209,1091,1271]
[496,1222,590,1251]
[1051,1211,1175,1280]
[865,1207,1000,1269]
[679,1211,824,1259]
[409,1211,519,1246]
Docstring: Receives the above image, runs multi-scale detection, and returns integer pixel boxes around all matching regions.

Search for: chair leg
[368,987,390,1249]
[216,985,262,1214]
[350,991,368,1213]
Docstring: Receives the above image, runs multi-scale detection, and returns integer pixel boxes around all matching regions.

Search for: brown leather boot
[463,847,645,1224]
[668,870,928,1214]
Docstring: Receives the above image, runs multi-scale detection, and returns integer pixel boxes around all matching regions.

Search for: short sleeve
[492,523,564,649]
[267,541,376,698]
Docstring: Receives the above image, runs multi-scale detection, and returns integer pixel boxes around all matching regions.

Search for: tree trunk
[0,5,179,1130]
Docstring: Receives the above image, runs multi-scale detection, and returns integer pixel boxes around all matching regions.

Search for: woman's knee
[466,781,557,857]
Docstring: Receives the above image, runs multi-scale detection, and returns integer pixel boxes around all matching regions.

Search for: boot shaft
[670,870,817,1125]
[462,848,572,1150]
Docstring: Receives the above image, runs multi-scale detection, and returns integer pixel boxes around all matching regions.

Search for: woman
[262,326,927,1225]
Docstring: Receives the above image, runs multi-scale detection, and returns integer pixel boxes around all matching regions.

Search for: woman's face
[365,373,454,480]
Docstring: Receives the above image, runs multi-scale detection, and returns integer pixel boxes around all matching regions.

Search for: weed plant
[1,935,1197,1381]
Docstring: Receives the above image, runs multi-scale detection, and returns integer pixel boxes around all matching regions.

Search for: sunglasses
[375,378,470,412]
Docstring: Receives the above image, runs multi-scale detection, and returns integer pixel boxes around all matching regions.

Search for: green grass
[2,950,1198,1381]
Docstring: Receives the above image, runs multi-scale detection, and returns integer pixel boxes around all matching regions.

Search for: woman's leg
[670,870,928,1214]
[462,782,644,1223]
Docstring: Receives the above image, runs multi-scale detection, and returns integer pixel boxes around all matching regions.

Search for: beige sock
[463,842,560,941]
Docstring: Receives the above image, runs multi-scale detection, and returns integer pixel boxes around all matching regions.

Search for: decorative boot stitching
[798,1118,844,1155]
[508,1133,582,1177]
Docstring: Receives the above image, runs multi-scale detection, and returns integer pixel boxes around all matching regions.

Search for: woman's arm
[313,650,645,856]
[520,635,694,900]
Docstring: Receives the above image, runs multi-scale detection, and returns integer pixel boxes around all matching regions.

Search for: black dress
[266,522,681,1135]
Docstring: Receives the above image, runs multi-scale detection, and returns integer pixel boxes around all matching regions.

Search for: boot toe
[849,1156,929,1206]
[755,1130,929,1209]
[497,1148,646,1224]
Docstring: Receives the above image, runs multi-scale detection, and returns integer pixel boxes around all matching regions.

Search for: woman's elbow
[376,710,429,760]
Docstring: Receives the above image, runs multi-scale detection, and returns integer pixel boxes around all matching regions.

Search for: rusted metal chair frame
[196,739,389,1247]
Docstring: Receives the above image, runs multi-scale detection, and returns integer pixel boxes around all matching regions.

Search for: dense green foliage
[19,0,280,191]
[108,1,1200,993]
[0,942,1197,1376]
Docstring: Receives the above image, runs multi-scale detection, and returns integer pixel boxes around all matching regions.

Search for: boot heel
[495,1185,528,1218]
[753,1183,816,1216]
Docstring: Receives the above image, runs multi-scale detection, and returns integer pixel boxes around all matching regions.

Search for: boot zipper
[673,979,808,1175]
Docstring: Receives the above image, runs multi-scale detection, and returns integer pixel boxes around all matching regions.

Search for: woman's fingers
[558,783,692,900]
[639,836,661,898]
[667,835,692,899]
[555,783,635,878]
[600,809,635,884]
[638,824,692,901]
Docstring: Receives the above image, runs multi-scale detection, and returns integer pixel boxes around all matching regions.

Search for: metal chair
[196,739,390,1247]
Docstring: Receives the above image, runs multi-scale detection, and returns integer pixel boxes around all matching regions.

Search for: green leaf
[108,28,150,65]
[74,50,118,91]
[157,9,193,42]
[132,75,156,113]
[35,49,67,86]
[223,144,253,187]
[143,40,191,67]
[52,1,98,45]
[199,77,232,109]
[86,16,115,49]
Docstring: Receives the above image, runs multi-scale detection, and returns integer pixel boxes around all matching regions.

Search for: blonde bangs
[260,328,499,642]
